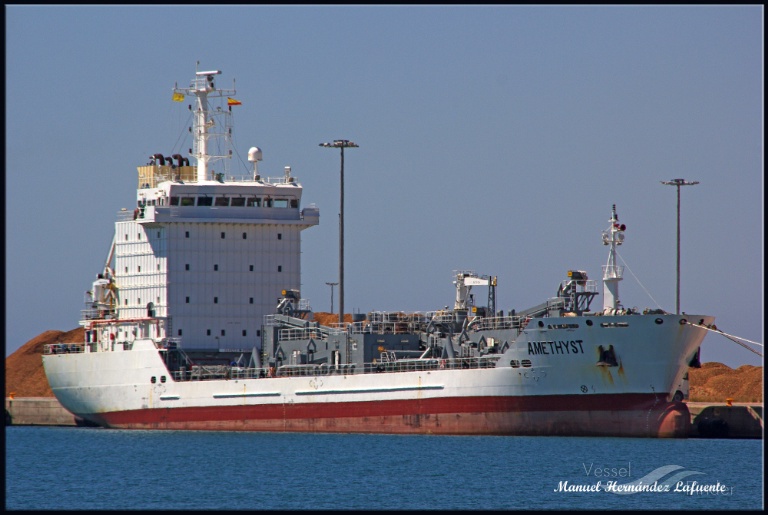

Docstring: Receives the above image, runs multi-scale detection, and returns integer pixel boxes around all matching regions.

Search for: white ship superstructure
[85,68,318,357]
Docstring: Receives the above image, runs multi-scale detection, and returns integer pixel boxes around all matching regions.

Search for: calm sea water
[5,426,763,510]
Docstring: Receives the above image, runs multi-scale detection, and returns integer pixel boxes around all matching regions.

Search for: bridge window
[246,197,261,207]
[231,197,245,207]
[214,196,229,207]
[274,199,288,208]
[197,196,212,206]
[180,197,194,206]
[170,196,179,206]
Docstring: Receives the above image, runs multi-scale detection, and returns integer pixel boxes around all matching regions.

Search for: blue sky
[5,5,763,368]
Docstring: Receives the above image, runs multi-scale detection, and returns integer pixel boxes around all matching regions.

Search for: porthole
[679,319,687,325]
[586,319,593,326]
[655,318,664,325]
[537,321,544,328]
[150,376,157,384]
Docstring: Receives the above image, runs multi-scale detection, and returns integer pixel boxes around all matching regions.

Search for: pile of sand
[312,312,353,326]
[688,362,763,403]
[5,327,84,397]
[6,318,762,403]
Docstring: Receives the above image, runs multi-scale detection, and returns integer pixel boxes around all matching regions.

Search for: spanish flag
[172,92,185,102]
[227,97,242,106]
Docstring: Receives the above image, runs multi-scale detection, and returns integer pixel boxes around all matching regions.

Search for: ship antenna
[173,68,235,182]
[601,204,626,313]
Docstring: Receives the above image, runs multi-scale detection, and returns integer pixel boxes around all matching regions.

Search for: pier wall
[687,402,763,439]
[5,397,77,426]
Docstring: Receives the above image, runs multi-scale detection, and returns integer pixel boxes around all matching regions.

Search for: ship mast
[173,66,236,182]
[601,204,625,312]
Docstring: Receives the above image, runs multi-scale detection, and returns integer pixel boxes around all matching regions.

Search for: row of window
[205,329,251,337]
[125,231,284,240]
[121,264,284,274]
[121,296,266,306]
[174,329,261,337]
[167,196,299,208]
[185,297,259,304]
[184,264,283,272]
[124,265,162,273]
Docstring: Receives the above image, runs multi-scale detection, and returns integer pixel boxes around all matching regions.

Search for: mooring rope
[688,322,763,358]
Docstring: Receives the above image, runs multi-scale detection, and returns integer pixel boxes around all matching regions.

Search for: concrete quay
[5,397,78,427]
[686,402,763,439]
[5,397,763,438]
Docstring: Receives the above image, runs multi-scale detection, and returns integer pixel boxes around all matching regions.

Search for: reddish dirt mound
[6,320,763,403]
[312,312,354,326]
[688,362,763,403]
[6,327,84,397]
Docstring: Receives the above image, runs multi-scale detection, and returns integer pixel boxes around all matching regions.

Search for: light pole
[320,140,359,326]
[325,282,338,314]
[661,178,699,314]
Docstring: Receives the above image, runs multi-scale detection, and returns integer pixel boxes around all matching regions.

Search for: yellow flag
[227,97,242,106]
[172,92,185,102]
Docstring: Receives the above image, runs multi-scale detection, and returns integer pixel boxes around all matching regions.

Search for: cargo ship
[42,67,713,437]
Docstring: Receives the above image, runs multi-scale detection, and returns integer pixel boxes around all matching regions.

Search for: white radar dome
[248,147,263,162]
